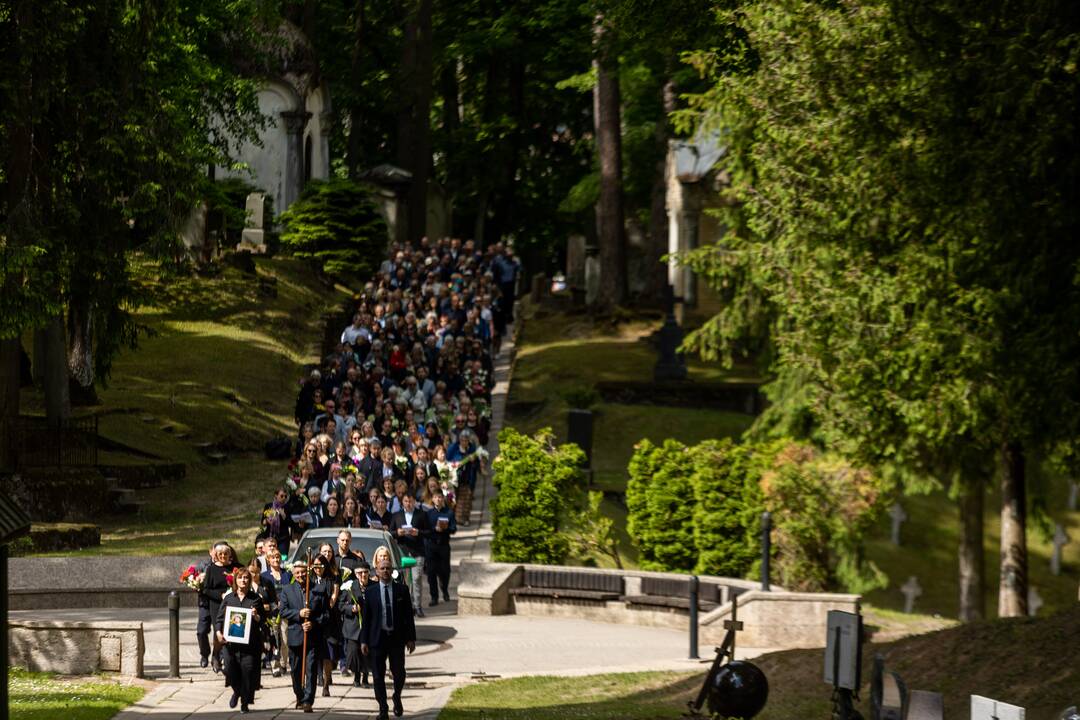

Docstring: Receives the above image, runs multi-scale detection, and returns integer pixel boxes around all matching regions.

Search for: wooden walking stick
[300,549,313,689]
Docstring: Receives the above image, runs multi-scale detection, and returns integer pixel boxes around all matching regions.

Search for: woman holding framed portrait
[215,565,266,714]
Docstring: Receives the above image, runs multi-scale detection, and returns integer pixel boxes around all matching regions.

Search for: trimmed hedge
[491,427,586,564]
[626,437,890,593]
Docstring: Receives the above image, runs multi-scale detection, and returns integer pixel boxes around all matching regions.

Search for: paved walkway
[21,606,707,719]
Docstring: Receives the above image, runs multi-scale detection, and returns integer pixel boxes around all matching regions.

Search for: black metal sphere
[706,661,769,719]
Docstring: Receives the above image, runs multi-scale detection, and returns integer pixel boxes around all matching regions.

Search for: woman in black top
[202,545,240,674]
[312,551,341,696]
[215,565,265,713]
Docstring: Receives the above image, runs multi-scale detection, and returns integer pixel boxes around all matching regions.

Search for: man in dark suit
[279,558,331,712]
[361,555,416,719]
[390,493,431,617]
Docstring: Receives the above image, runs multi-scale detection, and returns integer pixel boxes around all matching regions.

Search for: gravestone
[236,192,267,254]
[1051,523,1069,576]
[889,503,908,546]
[901,576,922,614]
[971,694,1026,720]
[98,635,122,672]
[654,284,688,381]
[1069,480,1078,512]
[906,690,944,720]
[584,249,601,306]
[870,654,905,720]
[1027,587,1043,617]
[566,234,586,288]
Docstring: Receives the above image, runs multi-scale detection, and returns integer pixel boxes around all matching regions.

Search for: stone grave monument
[654,283,688,381]
[1069,480,1078,512]
[566,234,587,306]
[971,694,1026,720]
[901,576,922,614]
[906,690,944,720]
[1052,523,1070,576]
[1027,586,1043,616]
[236,192,268,254]
[889,503,908,546]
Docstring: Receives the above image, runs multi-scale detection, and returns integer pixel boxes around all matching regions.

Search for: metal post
[168,590,181,678]
[761,511,772,592]
[1,544,10,720]
[688,575,699,659]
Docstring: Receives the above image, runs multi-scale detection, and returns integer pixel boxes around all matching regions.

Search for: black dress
[216,591,266,709]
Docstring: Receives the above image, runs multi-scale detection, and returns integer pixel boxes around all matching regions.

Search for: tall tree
[678,0,1080,619]
[592,15,627,310]
[398,0,434,242]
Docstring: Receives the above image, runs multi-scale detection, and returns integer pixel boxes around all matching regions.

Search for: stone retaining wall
[9,620,144,678]
[9,555,203,610]
[457,560,857,650]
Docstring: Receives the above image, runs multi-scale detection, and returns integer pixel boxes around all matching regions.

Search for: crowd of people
[188,236,518,717]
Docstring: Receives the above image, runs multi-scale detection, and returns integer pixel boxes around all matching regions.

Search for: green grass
[440,671,700,720]
[21,255,352,557]
[9,668,145,720]
[863,482,1080,619]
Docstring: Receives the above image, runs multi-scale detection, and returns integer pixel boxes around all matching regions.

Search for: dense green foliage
[674,0,1080,615]
[626,437,887,592]
[625,439,697,572]
[690,439,763,578]
[1,0,267,380]
[278,179,387,278]
[760,442,891,593]
[491,427,586,564]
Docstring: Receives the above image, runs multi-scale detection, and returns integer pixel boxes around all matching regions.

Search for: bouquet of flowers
[266,615,282,630]
[180,565,205,591]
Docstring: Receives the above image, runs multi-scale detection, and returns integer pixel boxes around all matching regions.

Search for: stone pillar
[318,112,333,180]
[281,111,312,211]
[681,205,699,307]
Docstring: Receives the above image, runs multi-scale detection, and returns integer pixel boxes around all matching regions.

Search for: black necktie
[384,584,393,630]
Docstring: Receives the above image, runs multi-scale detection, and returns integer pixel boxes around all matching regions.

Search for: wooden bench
[624,576,745,611]
[509,568,623,602]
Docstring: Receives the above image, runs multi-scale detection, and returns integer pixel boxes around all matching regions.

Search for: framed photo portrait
[224,605,253,645]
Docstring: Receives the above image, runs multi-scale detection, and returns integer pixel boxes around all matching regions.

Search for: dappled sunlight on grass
[441,671,700,720]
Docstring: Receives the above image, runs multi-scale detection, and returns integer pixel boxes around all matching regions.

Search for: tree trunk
[957,477,985,622]
[397,0,434,243]
[0,339,19,470]
[345,0,366,179]
[998,440,1028,617]
[645,75,676,304]
[592,17,626,311]
[42,314,71,428]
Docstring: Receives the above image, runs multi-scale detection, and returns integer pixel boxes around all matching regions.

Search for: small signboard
[972,695,1026,720]
[824,610,862,691]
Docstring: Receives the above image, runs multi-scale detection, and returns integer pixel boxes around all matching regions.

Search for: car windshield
[291,534,398,567]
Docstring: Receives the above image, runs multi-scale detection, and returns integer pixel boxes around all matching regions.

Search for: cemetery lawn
[21,255,352,556]
[439,671,700,719]
[9,668,145,720]
[507,302,758,567]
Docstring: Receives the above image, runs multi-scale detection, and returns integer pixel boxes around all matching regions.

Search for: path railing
[1,415,99,469]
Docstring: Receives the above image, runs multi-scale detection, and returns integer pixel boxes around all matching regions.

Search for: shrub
[760,441,891,593]
[626,439,696,572]
[491,427,586,564]
[278,179,387,277]
[691,439,765,577]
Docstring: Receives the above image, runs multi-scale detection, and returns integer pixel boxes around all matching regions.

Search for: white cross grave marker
[901,575,922,614]
[1051,523,1069,576]
[1027,586,1043,617]
[889,503,908,546]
